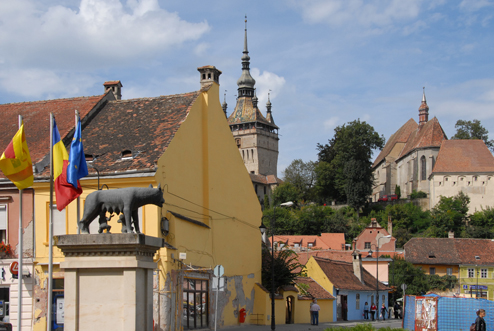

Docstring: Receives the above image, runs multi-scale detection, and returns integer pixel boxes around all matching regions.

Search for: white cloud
[459,0,493,12]
[194,43,211,57]
[0,68,96,99]
[432,79,494,121]
[0,0,210,98]
[289,0,424,29]
[323,117,340,131]
[250,68,286,109]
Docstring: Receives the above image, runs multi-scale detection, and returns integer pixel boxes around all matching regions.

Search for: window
[364,242,371,249]
[356,293,360,310]
[429,267,436,275]
[0,205,6,242]
[481,269,488,278]
[447,268,453,276]
[308,243,313,248]
[468,268,475,278]
[0,287,9,321]
[421,156,426,180]
[51,205,66,237]
[183,278,209,330]
[264,186,266,195]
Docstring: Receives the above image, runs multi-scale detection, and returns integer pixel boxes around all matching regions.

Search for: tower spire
[266,90,275,125]
[236,15,255,97]
[419,86,429,126]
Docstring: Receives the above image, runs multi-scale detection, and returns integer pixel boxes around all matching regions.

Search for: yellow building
[31,66,264,330]
[405,237,494,299]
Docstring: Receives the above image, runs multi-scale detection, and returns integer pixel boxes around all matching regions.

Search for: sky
[1,0,494,177]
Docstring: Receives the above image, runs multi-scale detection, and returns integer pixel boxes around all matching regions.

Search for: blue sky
[1,0,493,176]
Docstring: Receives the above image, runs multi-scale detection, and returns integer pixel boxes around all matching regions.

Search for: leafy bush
[410,190,427,199]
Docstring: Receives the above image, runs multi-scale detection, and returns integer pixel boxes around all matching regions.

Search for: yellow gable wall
[31,81,262,330]
[305,257,334,295]
[155,82,263,327]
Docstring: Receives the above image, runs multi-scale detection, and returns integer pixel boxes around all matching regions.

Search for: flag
[53,119,81,211]
[67,118,88,188]
[0,122,33,190]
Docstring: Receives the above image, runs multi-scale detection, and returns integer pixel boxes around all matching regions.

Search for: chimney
[103,81,122,100]
[388,215,393,237]
[448,231,454,239]
[198,65,222,88]
[352,250,364,283]
[371,218,377,228]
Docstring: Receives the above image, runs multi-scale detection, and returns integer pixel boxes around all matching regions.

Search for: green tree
[282,159,316,202]
[271,182,301,207]
[389,257,429,297]
[452,119,494,150]
[464,207,494,238]
[395,185,401,199]
[261,243,305,293]
[316,119,385,209]
[430,192,470,237]
[262,206,297,235]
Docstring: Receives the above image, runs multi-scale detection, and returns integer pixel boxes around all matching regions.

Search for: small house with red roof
[405,238,494,300]
[305,253,390,322]
[272,233,346,251]
[429,139,494,214]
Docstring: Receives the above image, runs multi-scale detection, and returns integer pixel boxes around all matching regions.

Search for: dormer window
[429,252,436,258]
[121,150,133,160]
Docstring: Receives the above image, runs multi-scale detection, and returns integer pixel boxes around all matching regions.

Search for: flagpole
[75,110,81,234]
[17,115,23,331]
[47,113,54,331]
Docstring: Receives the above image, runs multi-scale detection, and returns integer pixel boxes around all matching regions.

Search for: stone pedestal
[55,234,164,331]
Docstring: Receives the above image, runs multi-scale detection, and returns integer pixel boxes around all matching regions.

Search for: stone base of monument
[55,234,164,331]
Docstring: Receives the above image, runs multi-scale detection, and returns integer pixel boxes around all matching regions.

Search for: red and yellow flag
[0,122,33,190]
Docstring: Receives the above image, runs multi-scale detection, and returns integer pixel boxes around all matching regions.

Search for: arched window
[421,156,426,180]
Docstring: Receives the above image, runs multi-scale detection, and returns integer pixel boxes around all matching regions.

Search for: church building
[372,89,447,201]
[226,22,282,206]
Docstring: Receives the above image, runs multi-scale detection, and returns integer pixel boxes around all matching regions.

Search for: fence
[403,294,494,330]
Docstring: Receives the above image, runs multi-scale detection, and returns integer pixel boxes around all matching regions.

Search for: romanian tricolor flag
[0,122,33,190]
[53,119,82,211]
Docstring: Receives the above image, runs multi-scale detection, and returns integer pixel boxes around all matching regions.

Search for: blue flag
[67,119,88,189]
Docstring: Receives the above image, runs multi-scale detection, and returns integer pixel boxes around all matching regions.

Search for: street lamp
[475,256,480,299]
[367,235,391,321]
[259,201,294,331]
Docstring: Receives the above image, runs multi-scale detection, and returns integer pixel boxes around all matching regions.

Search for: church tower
[227,19,279,178]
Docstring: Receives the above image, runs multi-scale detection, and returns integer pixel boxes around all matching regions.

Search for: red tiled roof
[294,277,335,299]
[77,91,200,175]
[313,257,390,291]
[0,93,112,180]
[398,117,447,159]
[404,238,494,265]
[432,140,494,173]
[250,173,282,185]
[373,118,417,168]
[273,233,345,250]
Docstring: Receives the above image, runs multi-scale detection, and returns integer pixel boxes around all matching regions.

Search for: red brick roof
[432,140,494,173]
[78,91,200,175]
[294,277,335,299]
[250,173,283,185]
[404,238,494,265]
[0,93,112,180]
[373,118,417,168]
[273,233,345,250]
[313,257,390,291]
[398,117,447,159]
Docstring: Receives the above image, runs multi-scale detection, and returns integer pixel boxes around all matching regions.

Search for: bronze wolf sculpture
[79,184,165,234]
